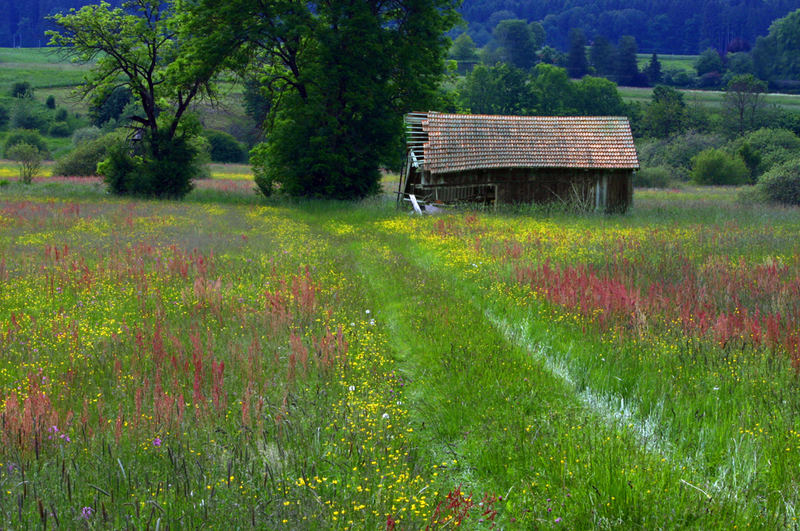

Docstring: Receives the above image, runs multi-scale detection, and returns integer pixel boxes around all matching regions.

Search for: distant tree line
[8,0,800,57]
[0,0,122,47]
[452,8,800,93]
[457,0,800,55]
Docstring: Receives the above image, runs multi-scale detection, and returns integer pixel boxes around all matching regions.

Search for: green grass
[637,53,697,73]
[620,85,800,112]
[0,159,252,180]
[0,47,76,64]
[1,181,800,527]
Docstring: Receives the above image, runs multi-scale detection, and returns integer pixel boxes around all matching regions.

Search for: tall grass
[1,181,800,526]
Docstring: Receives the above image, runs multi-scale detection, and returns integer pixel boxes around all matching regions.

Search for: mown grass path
[299,206,760,528]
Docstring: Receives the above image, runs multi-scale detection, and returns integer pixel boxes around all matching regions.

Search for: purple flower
[555,517,562,523]
[153,437,162,447]
[81,506,93,519]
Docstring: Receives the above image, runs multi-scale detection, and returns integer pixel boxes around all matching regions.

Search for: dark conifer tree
[566,28,589,78]
[615,35,641,86]
[645,52,662,85]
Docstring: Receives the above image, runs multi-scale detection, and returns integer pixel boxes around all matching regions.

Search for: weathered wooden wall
[409,168,633,212]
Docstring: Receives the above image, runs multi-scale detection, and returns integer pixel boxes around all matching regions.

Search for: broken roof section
[406,112,639,175]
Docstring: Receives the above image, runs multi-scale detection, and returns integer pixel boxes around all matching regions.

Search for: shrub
[45,95,56,109]
[11,100,49,132]
[727,128,800,179]
[3,129,50,159]
[634,165,674,188]
[637,132,725,180]
[204,130,247,163]
[53,137,109,176]
[72,126,102,145]
[7,142,42,184]
[54,108,69,122]
[690,148,749,185]
[48,121,71,138]
[0,105,8,130]
[98,129,198,198]
[755,159,800,205]
[10,82,33,99]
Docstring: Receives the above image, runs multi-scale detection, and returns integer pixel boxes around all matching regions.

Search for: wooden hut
[399,112,639,212]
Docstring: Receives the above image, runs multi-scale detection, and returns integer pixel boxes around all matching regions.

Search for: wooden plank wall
[411,168,633,212]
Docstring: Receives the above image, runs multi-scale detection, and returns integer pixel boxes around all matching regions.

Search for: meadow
[619,86,800,112]
[1,179,799,528]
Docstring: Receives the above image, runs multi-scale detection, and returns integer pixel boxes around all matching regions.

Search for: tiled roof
[416,113,639,174]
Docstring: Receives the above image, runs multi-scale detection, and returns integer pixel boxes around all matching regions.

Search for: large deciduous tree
[185,0,457,199]
[48,0,231,197]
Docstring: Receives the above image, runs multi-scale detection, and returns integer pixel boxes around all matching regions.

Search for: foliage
[450,33,479,62]
[204,129,247,163]
[459,64,626,117]
[690,148,748,185]
[88,86,132,127]
[0,104,7,130]
[637,132,726,180]
[47,121,71,138]
[723,74,768,137]
[695,48,724,76]
[633,165,673,188]
[10,81,33,99]
[190,0,458,200]
[531,63,576,114]
[589,36,616,77]
[727,128,800,179]
[645,53,662,84]
[753,9,800,81]
[52,136,111,177]
[537,45,564,66]
[615,35,642,86]
[6,142,42,184]
[48,0,230,196]
[72,125,102,145]
[642,85,686,138]
[736,142,762,183]
[566,28,588,78]
[755,158,800,205]
[459,63,530,115]
[492,19,540,70]
[98,128,198,197]
[727,52,755,76]
[574,76,626,116]
[10,99,48,132]
[45,95,55,109]
[3,128,49,158]
[457,0,793,55]
[241,77,270,129]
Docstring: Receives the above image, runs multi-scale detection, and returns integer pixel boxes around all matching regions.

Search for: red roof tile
[413,113,639,174]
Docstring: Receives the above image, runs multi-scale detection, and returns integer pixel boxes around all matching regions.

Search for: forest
[5,0,800,54]
[459,0,800,54]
